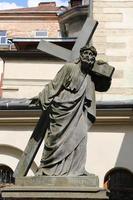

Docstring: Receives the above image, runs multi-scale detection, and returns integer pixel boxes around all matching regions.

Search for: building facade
[0,2,60,39]
[0,0,133,187]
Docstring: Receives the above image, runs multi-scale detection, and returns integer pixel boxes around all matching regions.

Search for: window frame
[0,30,7,45]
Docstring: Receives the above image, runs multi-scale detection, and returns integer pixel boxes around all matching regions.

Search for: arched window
[104,167,133,199]
[0,164,14,185]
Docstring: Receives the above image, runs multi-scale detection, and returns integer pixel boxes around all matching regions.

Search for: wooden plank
[14,111,49,177]
[71,18,98,61]
[37,40,71,61]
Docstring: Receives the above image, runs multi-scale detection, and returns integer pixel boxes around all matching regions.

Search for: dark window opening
[0,164,14,185]
[104,167,133,200]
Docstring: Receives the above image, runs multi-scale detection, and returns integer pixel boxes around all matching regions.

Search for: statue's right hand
[29,97,39,105]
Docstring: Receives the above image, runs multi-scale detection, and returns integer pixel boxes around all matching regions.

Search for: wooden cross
[14,17,98,178]
[38,17,98,62]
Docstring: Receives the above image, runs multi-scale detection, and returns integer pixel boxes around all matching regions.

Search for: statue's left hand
[29,97,41,108]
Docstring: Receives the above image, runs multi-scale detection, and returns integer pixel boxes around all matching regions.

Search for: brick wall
[0,20,60,38]
[93,0,133,100]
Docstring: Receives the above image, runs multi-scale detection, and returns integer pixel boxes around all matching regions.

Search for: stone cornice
[59,5,88,23]
[0,109,132,126]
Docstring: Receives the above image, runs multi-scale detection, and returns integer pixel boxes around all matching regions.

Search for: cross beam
[71,18,98,61]
[38,18,98,62]
[14,111,49,177]
[38,40,71,61]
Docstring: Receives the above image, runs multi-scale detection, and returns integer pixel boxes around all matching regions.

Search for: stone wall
[93,0,133,101]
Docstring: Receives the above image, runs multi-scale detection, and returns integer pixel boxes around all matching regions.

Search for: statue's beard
[81,60,94,74]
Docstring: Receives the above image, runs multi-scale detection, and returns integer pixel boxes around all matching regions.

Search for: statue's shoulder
[65,62,75,68]
[64,62,76,73]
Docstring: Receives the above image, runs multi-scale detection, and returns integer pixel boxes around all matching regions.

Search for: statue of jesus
[32,45,112,176]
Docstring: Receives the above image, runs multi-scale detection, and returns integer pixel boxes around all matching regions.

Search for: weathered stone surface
[94,13,122,22]
[1,185,108,199]
[15,176,99,187]
[1,175,106,200]
[1,176,106,200]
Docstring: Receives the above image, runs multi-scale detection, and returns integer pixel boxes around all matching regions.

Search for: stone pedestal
[15,175,99,187]
[1,176,108,200]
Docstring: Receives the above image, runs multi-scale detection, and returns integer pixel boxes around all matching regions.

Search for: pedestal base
[15,175,99,187]
[1,176,108,200]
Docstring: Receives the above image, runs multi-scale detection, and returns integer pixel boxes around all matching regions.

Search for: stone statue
[32,45,112,176]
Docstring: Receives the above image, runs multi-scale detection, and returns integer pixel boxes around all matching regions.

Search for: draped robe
[36,62,96,176]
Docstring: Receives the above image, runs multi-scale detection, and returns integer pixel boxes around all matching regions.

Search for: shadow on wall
[115,126,133,171]
[0,144,38,174]
[90,124,133,172]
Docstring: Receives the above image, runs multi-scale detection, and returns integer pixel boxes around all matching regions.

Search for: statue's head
[80,45,97,74]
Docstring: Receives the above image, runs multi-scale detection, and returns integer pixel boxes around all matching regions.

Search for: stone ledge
[1,186,108,199]
[1,177,108,199]
[15,176,99,188]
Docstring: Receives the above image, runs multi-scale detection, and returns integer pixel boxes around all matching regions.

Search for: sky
[0,0,68,10]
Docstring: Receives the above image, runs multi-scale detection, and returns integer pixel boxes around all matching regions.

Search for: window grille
[0,31,7,44]
[35,31,48,38]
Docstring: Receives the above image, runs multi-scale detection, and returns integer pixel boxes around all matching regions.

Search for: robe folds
[36,62,96,176]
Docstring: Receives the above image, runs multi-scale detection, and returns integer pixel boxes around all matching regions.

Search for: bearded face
[80,49,96,74]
